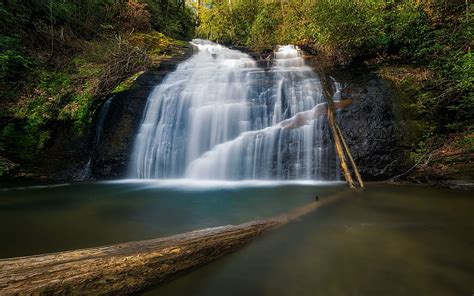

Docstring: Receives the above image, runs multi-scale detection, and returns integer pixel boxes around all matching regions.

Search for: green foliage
[248,4,281,50]
[0,36,34,99]
[0,0,195,167]
[196,4,235,44]
[197,0,260,46]
[0,36,32,80]
[1,0,120,39]
[308,0,386,61]
[198,0,389,59]
[198,0,473,132]
[145,0,196,39]
[1,123,40,162]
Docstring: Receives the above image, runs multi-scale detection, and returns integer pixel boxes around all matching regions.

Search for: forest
[1,0,472,180]
[1,0,194,175]
[0,1,473,295]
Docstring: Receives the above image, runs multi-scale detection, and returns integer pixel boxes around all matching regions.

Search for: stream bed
[0,182,472,295]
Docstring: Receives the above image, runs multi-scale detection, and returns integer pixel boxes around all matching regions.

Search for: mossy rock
[128,32,188,67]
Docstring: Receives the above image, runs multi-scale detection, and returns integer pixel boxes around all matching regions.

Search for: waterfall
[130,40,338,180]
[77,96,113,180]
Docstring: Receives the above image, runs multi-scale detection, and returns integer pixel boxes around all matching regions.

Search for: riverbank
[389,132,474,190]
[377,65,474,187]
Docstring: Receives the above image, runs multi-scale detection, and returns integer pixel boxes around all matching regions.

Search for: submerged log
[0,193,345,295]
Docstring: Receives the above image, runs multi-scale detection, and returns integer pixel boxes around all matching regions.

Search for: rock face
[328,65,409,180]
[90,53,408,181]
[0,45,193,182]
[1,45,407,182]
[90,47,194,179]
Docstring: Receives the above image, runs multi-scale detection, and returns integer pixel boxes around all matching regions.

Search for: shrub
[197,0,260,46]
[145,0,196,39]
[119,0,152,33]
[0,36,33,93]
[247,4,281,50]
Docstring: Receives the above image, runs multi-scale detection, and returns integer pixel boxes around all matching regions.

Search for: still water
[148,184,473,296]
[0,180,341,258]
[0,182,472,295]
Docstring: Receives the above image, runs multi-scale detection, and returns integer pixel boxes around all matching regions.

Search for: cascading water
[78,96,114,180]
[130,40,338,180]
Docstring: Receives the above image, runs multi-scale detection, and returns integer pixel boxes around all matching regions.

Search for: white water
[78,96,114,180]
[105,179,342,191]
[130,40,338,180]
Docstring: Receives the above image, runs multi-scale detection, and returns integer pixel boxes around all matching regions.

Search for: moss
[13,69,96,136]
[378,65,437,162]
[59,85,95,134]
[2,29,190,168]
[129,31,188,67]
[455,133,474,153]
[113,71,145,94]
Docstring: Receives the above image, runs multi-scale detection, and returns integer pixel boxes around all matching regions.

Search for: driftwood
[0,193,345,295]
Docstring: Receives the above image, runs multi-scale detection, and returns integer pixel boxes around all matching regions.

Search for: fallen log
[335,123,364,188]
[327,105,356,188]
[0,192,346,295]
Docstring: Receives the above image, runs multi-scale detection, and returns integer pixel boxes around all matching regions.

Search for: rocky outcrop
[0,44,194,182]
[327,65,409,180]
[1,45,409,182]
[89,46,194,179]
[88,50,409,181]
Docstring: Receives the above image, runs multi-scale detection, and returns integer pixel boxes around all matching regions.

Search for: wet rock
[2,46,195,182]
[90,45,194,179]
[327,65,409,180]
[91,51,408,181]
[2,45,408,182]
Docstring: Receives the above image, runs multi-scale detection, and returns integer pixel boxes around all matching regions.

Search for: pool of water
[147,184,473,296]
[0,179,342,258]
[0,181,472,295]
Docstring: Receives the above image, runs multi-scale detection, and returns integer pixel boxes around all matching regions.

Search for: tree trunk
[317,71,364,188]
[335,123,364,188]
[0,193,345,295]
[327,106,355,188]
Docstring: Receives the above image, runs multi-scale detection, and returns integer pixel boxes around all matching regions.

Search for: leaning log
[335,123,365,188]
[0,192,346,295]
[319,72,364,188]
[327,105,356,188]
